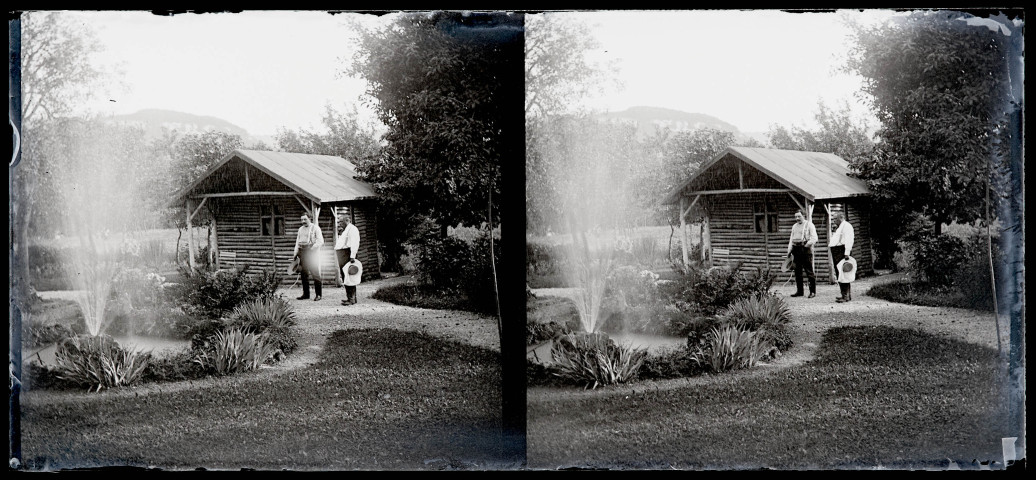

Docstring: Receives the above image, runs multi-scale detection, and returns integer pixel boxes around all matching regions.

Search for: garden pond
[23,335,191,366]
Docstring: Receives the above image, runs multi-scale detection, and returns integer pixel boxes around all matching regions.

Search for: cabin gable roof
[170,149,377,206]
[663,146,871,204]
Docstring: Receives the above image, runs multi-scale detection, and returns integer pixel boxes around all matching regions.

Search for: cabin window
[260,205,285,236]
[754,202,778,233]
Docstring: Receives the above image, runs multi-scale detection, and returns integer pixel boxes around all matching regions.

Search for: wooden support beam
[738,161,744,189]
[679,197,689,267]
[787,192,805,211]
[681,194,700,219]
[685,188,792,196]
[212,217,220,269]
[332,206,342,285]
[187,197,208,222]
[294,195,312,216]
[245,164,251,192]
[807,199,816,274]
[191,191,297,199]
[823,202,835,283]
[702,210,712,266]
[185,199,196,272]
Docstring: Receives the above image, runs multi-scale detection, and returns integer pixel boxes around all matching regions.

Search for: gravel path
[271,274,501,371]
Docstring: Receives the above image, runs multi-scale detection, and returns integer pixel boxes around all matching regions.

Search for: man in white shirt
[829,212,855,302]
[786,209,818,298]
[293,213,324,301]
[335,210,360,305]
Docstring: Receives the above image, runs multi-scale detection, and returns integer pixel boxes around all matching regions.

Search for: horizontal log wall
[705,192,802,282]
[212,197,381,286]
[703,193,875,284]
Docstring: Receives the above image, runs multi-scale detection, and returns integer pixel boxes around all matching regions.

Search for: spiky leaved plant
[707,325,769,373]
[55,334,151,392]
[550,332,648,389]
[201,327,280,376]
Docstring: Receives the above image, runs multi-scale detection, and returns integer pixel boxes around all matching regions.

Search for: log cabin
[663,146,875,283]
[169,149,380,285]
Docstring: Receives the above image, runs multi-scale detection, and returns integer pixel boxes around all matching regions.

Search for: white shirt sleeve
[346,224,360,257]
[843,222,855,253]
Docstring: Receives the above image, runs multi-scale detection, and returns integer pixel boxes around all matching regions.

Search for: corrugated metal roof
[664,146,870,204]
[171,149,376,205]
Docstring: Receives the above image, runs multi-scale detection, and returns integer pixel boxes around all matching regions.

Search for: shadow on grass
[371,282,495,315]
[867,279,995,312]
[20,328,514,471]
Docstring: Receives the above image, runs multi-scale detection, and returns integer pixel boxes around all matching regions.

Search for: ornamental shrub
[599,266,667,334]
[660,262,775,318]
[170,267,280,319]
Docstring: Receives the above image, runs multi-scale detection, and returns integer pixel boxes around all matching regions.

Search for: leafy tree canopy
[275,104,381,164]
[766,100,875,163]
[844,10,1016,233]
[346,12,523,237]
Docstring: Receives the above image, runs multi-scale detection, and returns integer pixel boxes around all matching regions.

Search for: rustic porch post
[211,217,219,269]
[332,205,342,286]
[702,209,712,266]
[185,198,196,271]
[806,199,816,275]
[679,197,689,267]
[822,203,835,283]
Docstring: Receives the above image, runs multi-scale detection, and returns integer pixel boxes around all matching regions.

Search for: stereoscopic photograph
[8,8,1025,472]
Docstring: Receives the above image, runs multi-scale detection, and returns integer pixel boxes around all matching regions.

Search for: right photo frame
[523,9,1025,471]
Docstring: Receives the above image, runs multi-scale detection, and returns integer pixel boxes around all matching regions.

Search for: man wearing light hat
[335,210,360,305]
[829,212,855,302]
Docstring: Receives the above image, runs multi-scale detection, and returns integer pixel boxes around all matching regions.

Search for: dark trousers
[336,248,356,302]
[299,247,321,298]
[830,245,850,299]
[791,244,816,294]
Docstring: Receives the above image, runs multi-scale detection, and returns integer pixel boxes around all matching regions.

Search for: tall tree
[346,12,523,239]
[766,100,875,163]
[844,10,1014,235]
[171,130,246,196]
[524,13,619,119]
[275,105,381,163]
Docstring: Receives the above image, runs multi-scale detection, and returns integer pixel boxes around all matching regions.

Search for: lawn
[526,325,1010,470]
[19,328,513,471]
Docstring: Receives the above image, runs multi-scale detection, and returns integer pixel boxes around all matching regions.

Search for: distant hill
[597,106,764,145]
[106,108,262,144]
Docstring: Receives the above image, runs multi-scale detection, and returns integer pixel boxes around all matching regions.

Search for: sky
[52,10,388,137]
[556,9,900,134]
[26,10,1012,139]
